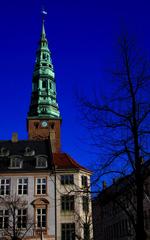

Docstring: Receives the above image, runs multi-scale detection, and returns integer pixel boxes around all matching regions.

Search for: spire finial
[41,8,47,38]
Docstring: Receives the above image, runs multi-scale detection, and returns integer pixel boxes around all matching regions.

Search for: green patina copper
[28,19,60,119]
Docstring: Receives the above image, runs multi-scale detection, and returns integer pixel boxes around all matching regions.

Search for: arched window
[10,156,22,169]
[36,156,47,168]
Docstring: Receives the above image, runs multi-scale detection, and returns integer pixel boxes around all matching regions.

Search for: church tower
[27,17,61,153]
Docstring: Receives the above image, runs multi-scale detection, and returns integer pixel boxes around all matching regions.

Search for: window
[17,178,28,195]
[17,209,27,228]
[42,80,47,88]
[82,196,89,212]
[42,63,47,66]
[0,210,9,229]
[61,175,74,185]
[0,147,9,156]
[34,122,39,129]
[61,223,75,240]
[36,178,46,195]
[10,157,22,168]
[81,176,88,188]
[84,223,90,240]
[36,208,46,228]
[24,147,35,156]
[61,195,74,211]
[36,157,47,168]
[0,179,10,195]
[43,53,46,59]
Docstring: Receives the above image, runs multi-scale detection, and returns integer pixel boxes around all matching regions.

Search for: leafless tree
[0,195,33,240]
[74,191,93,240]
[79,33,150,240]
[50,173,93,240]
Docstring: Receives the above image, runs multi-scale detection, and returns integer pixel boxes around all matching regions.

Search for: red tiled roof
[52,153,91,173]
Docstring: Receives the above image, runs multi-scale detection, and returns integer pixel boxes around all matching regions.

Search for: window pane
[61,196,74,211]
[0,179,10,195]
[36,178,46,195]
[36,208,47,229]
[61,175,74,185]
[61,223,75,240]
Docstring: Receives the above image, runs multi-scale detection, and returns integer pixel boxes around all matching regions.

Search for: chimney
[12,132,18,143]
[102,181,107,190]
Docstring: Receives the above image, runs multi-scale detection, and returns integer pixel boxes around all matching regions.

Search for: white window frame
[0,209,9,229]
[36,156,47,168]
[10,156,22,169]
[36,178,47,195]
[17,209,27,229]
[17,178,28,195]
[0,179,10,195]
[36,208,47,228]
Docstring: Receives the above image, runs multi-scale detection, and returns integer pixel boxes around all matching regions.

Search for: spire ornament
[41,9,47,38]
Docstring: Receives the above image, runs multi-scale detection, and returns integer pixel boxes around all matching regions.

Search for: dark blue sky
[0,0,150,168]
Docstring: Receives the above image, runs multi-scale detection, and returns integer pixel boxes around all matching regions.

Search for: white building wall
[0,170,92,240]
[0,173,56,239]
[55,170,92,240]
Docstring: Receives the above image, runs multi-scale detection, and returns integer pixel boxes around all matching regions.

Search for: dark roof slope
[0,140,91,174]
[0,140,52,172]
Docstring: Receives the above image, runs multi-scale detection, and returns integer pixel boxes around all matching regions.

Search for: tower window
[42,81,47,88]
[49,82,52,89]
[43,53,46,59]
[42,108,47,113]
[34,122,39,129]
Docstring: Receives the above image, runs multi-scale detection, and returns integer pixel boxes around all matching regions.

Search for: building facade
[0,17,92,240]
[92,170,150,240]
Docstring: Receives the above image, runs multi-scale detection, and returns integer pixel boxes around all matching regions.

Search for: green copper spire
[41,19,46,38]
[28,17,60,119]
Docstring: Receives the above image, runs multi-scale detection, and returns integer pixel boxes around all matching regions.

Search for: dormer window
[24,147,35,156]
[10,157,22,169]
[36,156,47,168]
[0,147,9,157]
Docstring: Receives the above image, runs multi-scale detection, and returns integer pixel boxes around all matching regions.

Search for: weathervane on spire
[41,8,47,21]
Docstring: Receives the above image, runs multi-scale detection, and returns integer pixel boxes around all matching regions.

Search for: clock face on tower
[41,121,48,128]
